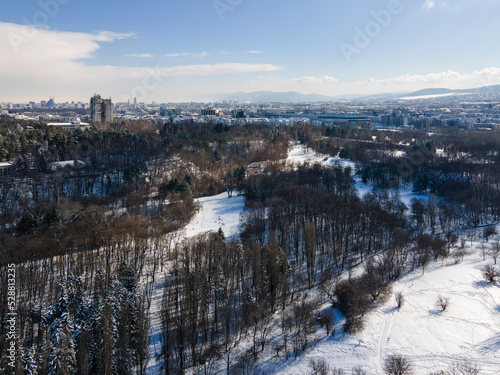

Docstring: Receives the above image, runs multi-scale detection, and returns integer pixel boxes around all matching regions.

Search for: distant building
[200,108,218,116]
[90,94,114,122]
[233,109,246,119]
[47,119,90,131]
[0,162,16,176]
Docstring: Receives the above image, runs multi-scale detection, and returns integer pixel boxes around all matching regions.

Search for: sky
[1,0,500,103]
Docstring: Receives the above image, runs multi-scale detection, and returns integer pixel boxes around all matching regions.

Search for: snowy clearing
[182,191,246,239]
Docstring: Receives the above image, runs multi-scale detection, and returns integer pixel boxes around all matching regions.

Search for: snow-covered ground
[183,192,246,239]
[399,93,467,100]
[254,144,500,374]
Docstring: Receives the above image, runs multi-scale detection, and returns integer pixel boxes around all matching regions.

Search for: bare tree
[352,367,368,375]
[309,358,331,375]
[384,355,413,375]
[448,361,481,375]
[483,226,496,243]
[489,240,500,265]
[317,309,335,336]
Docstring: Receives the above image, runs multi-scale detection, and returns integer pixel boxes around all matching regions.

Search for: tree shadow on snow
[477,335,500,355]
[383,306,399,314]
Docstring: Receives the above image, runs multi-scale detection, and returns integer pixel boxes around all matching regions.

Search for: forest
[1,119,500,374]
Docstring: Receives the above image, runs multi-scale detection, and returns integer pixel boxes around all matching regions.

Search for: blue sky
[1,0,500,102]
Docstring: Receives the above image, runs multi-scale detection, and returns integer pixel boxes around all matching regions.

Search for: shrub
[482,265,499,284]
[317,309,335,336]
[436,295,450,312]
[335,279,371,333]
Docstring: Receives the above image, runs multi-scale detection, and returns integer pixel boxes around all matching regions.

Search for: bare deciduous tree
[309,358,331,375]
[384,355,413,375]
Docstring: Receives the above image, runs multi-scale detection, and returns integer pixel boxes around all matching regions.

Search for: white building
[0,162,16,176]
[47,119,90,131]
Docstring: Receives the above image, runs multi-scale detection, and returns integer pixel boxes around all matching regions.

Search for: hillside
[204,144,500,374]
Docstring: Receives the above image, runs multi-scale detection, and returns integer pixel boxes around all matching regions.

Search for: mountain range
[208,84,500,103]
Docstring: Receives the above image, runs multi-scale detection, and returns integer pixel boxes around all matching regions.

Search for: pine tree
[48,312,77,375]
[23,346,39,375]
[412,173,428,193]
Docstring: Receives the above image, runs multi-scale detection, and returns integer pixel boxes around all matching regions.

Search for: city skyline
[1,0,500,102]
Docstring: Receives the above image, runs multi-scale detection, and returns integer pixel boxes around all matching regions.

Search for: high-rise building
[90,94,102,122]
[102,99,113,122]
[90,94,114,123]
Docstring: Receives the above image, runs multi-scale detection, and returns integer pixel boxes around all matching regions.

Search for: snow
[399,93,467,100]
[263,246,500,375]
[182,191,246,239]
[232,144,499,374]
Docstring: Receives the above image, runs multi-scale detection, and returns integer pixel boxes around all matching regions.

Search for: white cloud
[165,51,209,58]
[354,68,500,90]
[125,54,154,58]
[3,22,500,102]
[125,64,282,78]
[246,50,263,54]
[0,22,282,102]
[422,0,437,10]
[165,53,185,57]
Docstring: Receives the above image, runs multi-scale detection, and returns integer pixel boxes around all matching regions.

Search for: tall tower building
[90,94,113,123]
[90,94,102,122]
[102,99,113,122]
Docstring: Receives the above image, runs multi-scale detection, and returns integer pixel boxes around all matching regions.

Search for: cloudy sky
[1,0,500,102]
